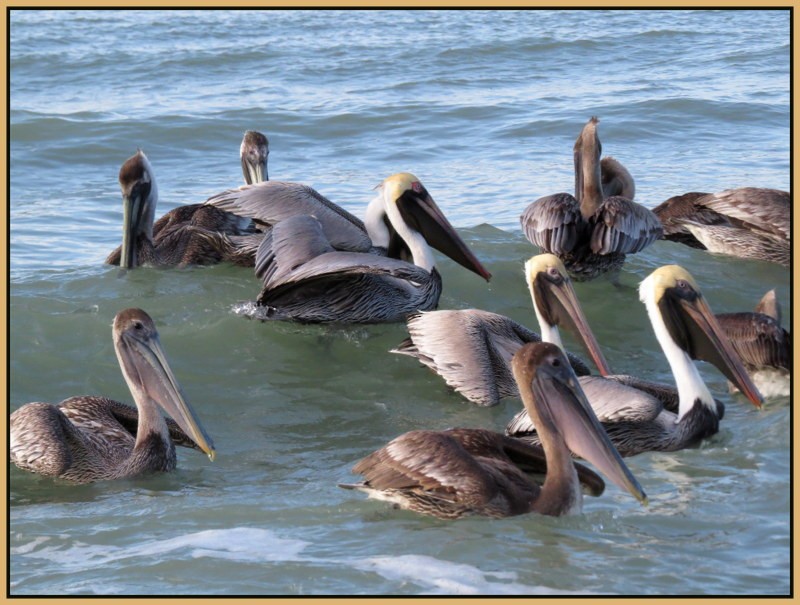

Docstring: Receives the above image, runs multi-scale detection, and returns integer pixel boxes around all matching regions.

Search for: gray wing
[520,193,583,254]
[578,375,667,422]
[257,215,430,291]
[205,181,373,252]
[700,188,790,241]
[589,197,664,255]
[599,374,679,415]
[392,310,591,407]
[392,310,534,407]
[506,375,665,439]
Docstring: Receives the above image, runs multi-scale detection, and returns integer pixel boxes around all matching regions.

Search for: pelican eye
[133,321,144,331]
[551,356,561,367]
[548,266,560,278]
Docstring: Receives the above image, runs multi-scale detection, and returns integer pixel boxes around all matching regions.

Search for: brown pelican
[391,254,612,406]
[652,188,789,266]
[521,117,663,281]
[339,342,647,519]
[241,130,269,185]
[506,265,763,457]
[106,146,267,268]
[717,289,790,398]
[251,172,491,323]
[10,308,215,484]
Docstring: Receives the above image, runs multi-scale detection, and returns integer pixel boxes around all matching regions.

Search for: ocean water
[8,9,791,596]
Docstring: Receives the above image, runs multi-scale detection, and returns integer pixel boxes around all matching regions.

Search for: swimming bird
[520,117,663,281]
[106,147,266,268]
[506,265,763,457]
[251,172,491,323]
[10,308,215,484]
[339,342,647,519]
[391,254,611,406]
[716,289,790,398]
[652,188,789,266]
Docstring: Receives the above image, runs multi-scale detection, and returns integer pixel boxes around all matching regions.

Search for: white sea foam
[352,554,573,595]
[17,527,309,569]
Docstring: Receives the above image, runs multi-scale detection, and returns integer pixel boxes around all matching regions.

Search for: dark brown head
[241,130,269,184]
[118,150,158,268]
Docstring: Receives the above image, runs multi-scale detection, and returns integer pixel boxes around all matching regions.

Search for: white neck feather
[382,190,436,271]
[640,278,715,421]
[528,279,564,350]
[364,194,390,248]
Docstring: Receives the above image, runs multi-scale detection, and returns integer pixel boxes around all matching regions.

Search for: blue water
[9,9,791,596]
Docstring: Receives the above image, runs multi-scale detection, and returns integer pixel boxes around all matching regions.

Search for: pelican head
[525,254,612,376]
[640,265,762,408]
[600,156,635,200]
[378,172,492,281]
[573,116,603,212]
[118,150,158,269]
[512,342,647,505]
[241,130,269,185]
[113,308,216,460]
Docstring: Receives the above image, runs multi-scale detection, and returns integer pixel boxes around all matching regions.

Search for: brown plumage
[521,117,662,281]
[10,309,215,484]
[340,342,647,519]
[716,289,790,398]
[653,187,789,265]
[107,141,268,269]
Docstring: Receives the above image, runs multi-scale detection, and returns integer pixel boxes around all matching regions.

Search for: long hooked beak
[676,295,763,408]
[545,277,613,376]
[130,333,216,460]
[395,190,492,281]
[120,190,142,269]
[242,154,267,185]
[532,357,647,504]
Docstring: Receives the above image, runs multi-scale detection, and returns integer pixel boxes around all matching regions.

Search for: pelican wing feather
[256,215,429,292]
[716,312,791,371]
[520,193,583,254]
[699,188,790,240]
[205,181,372,252]
[351,430,500,506]
[589,197,664,255]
